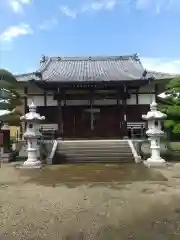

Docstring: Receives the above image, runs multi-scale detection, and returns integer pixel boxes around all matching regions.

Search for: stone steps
[63,158,132,164]
[54,140,134,164]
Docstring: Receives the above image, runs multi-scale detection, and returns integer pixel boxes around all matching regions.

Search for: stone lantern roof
[142,101,167,120]
[20,102,45,122]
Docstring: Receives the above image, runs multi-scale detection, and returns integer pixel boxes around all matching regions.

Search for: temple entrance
[62,106,124,139]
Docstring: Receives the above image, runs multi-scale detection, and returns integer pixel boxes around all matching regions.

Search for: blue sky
[0,0,180,74]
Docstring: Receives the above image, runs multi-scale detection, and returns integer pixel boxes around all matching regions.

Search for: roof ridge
[41,53,139,62]
[38,56,52,73]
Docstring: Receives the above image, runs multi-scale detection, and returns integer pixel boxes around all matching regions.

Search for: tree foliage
[159,77,180,134]
[0,69,23,126]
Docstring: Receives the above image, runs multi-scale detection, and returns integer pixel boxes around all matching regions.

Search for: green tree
[0,69,23,126]
[159,77,180,134]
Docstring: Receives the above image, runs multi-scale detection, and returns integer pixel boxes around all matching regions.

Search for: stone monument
[20,102,45,168]
[142,101,167,167]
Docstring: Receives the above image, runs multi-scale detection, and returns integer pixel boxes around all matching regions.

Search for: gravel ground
[0,163,180,239]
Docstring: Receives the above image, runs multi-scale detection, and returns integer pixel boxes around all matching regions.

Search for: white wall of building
[27,95,58,106]
[27,85,44,94]
[138,83,155,93]
[47,95,57,106]
[25,81,157,107]
[138,94,155,104]
[27,94,155,107]
[27,96,44,106]
[127,94,136,105]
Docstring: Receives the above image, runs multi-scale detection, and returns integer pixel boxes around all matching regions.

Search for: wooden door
[94,106,122,138]
[63,106,74,138]
[63,106,126,139]
[74,107,91,138]
[63,106,91,138]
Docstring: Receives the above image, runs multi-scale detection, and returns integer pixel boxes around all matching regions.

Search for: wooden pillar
[155,84,158,102]
[122,85,128,138]
[116,88,121,137]
[135,88,139,104]
[24,86,28,113]
[57,88,63,138]
[22,86,28,136]
[44,91,47,106]
[89,89,94,137]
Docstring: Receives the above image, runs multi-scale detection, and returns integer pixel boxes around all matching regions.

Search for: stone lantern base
[22,148,42,168]
[22,160,42,168]
[143,157,168,168]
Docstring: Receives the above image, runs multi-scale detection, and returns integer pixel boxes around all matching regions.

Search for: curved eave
[15,72,41,82]
[147,70,179,80]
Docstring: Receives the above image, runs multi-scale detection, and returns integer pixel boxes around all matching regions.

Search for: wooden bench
[127,122,146,138]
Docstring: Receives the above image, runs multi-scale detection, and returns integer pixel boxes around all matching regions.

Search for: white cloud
[141,57,180,73]
[8,0,31,13]
[91,0,117,10]
[39,19,58,31]
[135,0,180,13]
[60,0,118,18]
[59,0,180,17]
[105,0,117,10]
[136,0,151,10]
[60,6,77,18]
[0,24,33,42]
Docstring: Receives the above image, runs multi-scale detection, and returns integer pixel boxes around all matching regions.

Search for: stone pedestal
[144,158,167,168]
[23,148,41,168]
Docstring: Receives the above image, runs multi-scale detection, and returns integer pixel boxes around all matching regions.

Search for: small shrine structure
[20,102,45,168]
[142,101,167,167]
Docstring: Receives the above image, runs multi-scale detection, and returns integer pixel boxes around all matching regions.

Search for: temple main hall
[16,54,177,139]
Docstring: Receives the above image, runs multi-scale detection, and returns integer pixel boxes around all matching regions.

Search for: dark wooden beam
[31,79,150,91]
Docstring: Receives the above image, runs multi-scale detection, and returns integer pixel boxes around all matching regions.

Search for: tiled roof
[146,70,179,80]
[40,54,149,82]
[15,72,40,82]
[15,54,178,82]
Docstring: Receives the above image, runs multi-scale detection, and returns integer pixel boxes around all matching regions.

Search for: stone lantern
[20,102,45,168]
[142,101,167,167]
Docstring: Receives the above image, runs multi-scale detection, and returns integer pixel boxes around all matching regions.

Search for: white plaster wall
[138,94,155,104]
[14,88,24,95]
[47,95,57,106]
[27,85,44,94]
[46,91,56,95]
[27,96,44,106]
[138,83,155,93]
[127,94,136,105]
